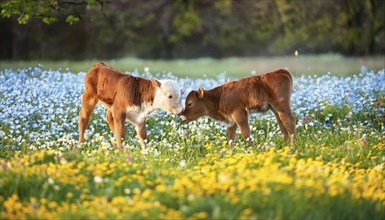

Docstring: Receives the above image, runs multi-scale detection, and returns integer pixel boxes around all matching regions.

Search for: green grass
[1,106,384,219]
[0,63,384,219]
[1,54,384,78]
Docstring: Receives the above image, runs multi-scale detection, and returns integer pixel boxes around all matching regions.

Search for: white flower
[124,188,131,194]
[179,160,186,168]
[94,176,104,183]
[48,177,55,185]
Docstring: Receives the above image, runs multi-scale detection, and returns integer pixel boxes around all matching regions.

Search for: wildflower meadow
[0,66,384,219]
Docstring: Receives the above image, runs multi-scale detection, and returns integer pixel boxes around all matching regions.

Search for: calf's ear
[150,78,161,88]
[198,87,204,99]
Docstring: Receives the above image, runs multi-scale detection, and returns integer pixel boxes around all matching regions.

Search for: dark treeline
[0,0,384,60]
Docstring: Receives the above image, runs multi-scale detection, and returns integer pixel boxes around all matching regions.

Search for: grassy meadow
[0,56,384,219]
[1,54,384,78]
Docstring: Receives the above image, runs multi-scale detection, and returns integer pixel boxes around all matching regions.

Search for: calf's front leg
[231,109,253,146]
[226,125,237,146]
[135,122,147,150]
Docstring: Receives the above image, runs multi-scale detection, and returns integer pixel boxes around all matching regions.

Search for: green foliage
[0,0,384,59]
[1,0,57,24]
[0,0,102,25]
[65,15,80,25]
[170,1,201,43]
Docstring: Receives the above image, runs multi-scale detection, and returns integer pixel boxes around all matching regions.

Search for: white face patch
[154,80,184,114]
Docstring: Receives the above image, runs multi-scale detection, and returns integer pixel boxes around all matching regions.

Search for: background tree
[0,0,384,60]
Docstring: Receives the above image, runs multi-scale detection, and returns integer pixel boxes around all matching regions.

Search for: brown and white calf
[180,69,296,145]
[78,62,184,149]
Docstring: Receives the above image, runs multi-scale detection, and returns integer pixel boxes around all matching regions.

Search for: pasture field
[0,64,384,219]
[1,54,385,78]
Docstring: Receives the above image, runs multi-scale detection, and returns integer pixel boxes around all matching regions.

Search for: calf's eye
[168,95,173,99]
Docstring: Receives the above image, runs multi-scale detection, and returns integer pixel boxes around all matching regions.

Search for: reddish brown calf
[180,69,296,145]
[79,62,184,149]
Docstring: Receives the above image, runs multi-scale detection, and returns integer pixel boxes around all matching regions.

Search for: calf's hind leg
[106,110,115,136]
[275,104,296,145]
[271,108,289,141]
[282,110,296,145]
[113,110,126,149]
[78,93,98,143]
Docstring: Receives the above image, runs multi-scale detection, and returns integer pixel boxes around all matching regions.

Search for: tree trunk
[161,2,174,59]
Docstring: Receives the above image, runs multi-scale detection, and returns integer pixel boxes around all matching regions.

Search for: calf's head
[180,88,207,123]
[152,78,184,115]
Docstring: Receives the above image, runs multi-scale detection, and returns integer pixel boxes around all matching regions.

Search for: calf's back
[218,69,292,114]
[84,62,156,107]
